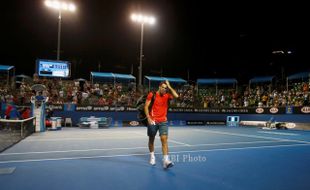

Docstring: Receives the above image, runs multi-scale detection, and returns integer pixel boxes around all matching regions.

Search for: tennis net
[0,117,36,152]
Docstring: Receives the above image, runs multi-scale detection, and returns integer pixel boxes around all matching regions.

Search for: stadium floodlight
[131,13,156,87]
[44,0,76,60]
[272,50,293,55]
[272,50,285,55]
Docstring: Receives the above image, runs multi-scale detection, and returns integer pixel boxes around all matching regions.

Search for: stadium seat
[65,117,73,127]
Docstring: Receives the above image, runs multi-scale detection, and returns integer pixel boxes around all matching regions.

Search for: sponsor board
[122,121,144,127]
[93,106,110,111]
[239,121,267,126]
[122,120,186,127]
[186,121,205,125]
[76,106,93,111]
[47,104,63,111]
[285,122,296,129]
[47,104,303,115]
[185,120,226,126]
[205,121,226,125]
[255,108,264,114]
[64,103,76,111]
[286,106,294,114]
[168,120,186,126]
[269,107,279,114]
[301,106,310,114]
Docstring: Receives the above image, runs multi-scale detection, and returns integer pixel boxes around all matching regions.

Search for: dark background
[2,0,309,83]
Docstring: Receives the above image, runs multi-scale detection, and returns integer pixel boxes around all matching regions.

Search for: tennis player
[144,80,179,169]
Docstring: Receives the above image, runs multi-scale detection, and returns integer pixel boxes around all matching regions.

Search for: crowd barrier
[1,104,310,129]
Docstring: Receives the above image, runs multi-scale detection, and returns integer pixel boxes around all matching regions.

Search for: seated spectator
[45,108,53,127]
[21,107,31,119]
[5,102,21,120]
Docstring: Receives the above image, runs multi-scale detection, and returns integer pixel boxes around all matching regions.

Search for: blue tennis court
[0,126,310,190]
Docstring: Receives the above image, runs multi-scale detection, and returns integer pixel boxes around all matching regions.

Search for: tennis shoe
[163,159,174,169]
[149,156,156,166]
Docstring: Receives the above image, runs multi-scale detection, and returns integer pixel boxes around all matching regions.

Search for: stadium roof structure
[0,65,14,72]
[144,76,187,83]
[197,78,238,95]
[249,76,275,83]
[0,65,15,86]
[90,72,136,84]
[197,78,238,85]
[144,76,187,91]
[75,78,87,82]
[248,76,275,90]
[287,72,310,80]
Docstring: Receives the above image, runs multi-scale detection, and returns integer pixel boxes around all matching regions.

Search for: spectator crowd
[1,74,309,109]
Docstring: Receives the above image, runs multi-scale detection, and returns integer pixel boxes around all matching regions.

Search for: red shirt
[5,105,13,118]
[21,109,31,119]
[147,92,173,123]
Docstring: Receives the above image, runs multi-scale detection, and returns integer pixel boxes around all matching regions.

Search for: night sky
[2,0,310,83]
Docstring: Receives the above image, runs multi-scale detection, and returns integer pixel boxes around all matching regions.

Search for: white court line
[0,146,158,156]
[23,136,145,142]
[0,140,293,156]
[257,131,299,136]
[131,131,191,146]
[0,143,309,164]
[193,129,310,144]
[169,139,191,146]
[183,140,290,147]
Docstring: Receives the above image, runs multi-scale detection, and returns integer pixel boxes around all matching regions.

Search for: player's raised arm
[166,80,179,98]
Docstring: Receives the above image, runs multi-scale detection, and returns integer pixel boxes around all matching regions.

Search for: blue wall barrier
[52,111,310,126]
[1,103,309,126]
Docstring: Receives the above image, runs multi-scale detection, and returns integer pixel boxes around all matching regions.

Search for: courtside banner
[64,104,76,111]
[186,120,226,126]
[167,120,186,126]
[286,106,294,114]
[75,106,129,112]
[295,106,310,114]
[205,120,226,125]
[122,120,144,127]
[47,104,63,111]
[170,107,287,114]
[186,121,205,125]
[48,104,308,114]
[122,120,186,127]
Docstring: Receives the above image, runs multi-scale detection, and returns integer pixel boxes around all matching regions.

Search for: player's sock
[163,155,174,169]
[149,152,156,165]
[163,155,169,161]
